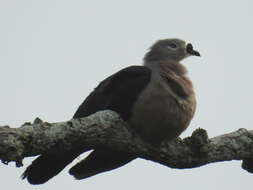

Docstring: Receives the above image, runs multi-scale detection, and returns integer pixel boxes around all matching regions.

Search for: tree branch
[1,110,253,173]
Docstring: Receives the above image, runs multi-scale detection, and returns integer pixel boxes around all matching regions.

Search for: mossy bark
[0,110,253,172]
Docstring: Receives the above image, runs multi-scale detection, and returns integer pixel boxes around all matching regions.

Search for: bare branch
[1,110,253,173]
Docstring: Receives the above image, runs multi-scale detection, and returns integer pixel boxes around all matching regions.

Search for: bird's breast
[128,72,196,143]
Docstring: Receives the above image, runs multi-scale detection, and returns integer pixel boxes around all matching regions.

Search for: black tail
[69,148,135,180]
[22,150,82,184]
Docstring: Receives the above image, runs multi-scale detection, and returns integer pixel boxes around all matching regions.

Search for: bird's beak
[186,43,200,57]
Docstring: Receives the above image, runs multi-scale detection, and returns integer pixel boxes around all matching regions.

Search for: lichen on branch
[0,110,253,173]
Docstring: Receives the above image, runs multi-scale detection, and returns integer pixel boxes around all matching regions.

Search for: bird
[22,38,200,184]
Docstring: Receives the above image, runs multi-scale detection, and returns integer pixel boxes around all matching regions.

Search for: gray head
[144,38,200,63]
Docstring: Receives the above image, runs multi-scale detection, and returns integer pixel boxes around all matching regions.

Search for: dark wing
[22,65,151,184]
[73,65,152,120]
[69,65,152,180]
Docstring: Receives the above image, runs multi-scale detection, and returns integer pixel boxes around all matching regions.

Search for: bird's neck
[144,60,187,76]
[144,61,194,97]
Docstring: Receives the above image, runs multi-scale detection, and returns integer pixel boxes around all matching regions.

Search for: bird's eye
[168,43,177,49]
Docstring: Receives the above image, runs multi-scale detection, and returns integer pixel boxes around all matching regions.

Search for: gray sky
[1,0,253,189]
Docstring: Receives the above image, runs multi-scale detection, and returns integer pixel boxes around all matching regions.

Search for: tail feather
[22,150,82,184]
[69,149,135,180]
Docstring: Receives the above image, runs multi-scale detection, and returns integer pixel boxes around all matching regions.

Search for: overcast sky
[1,1,253,189]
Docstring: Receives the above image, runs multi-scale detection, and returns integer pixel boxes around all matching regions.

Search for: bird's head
[144,38,200,63]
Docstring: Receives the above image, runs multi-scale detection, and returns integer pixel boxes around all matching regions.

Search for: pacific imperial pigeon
[22,38,200,184]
